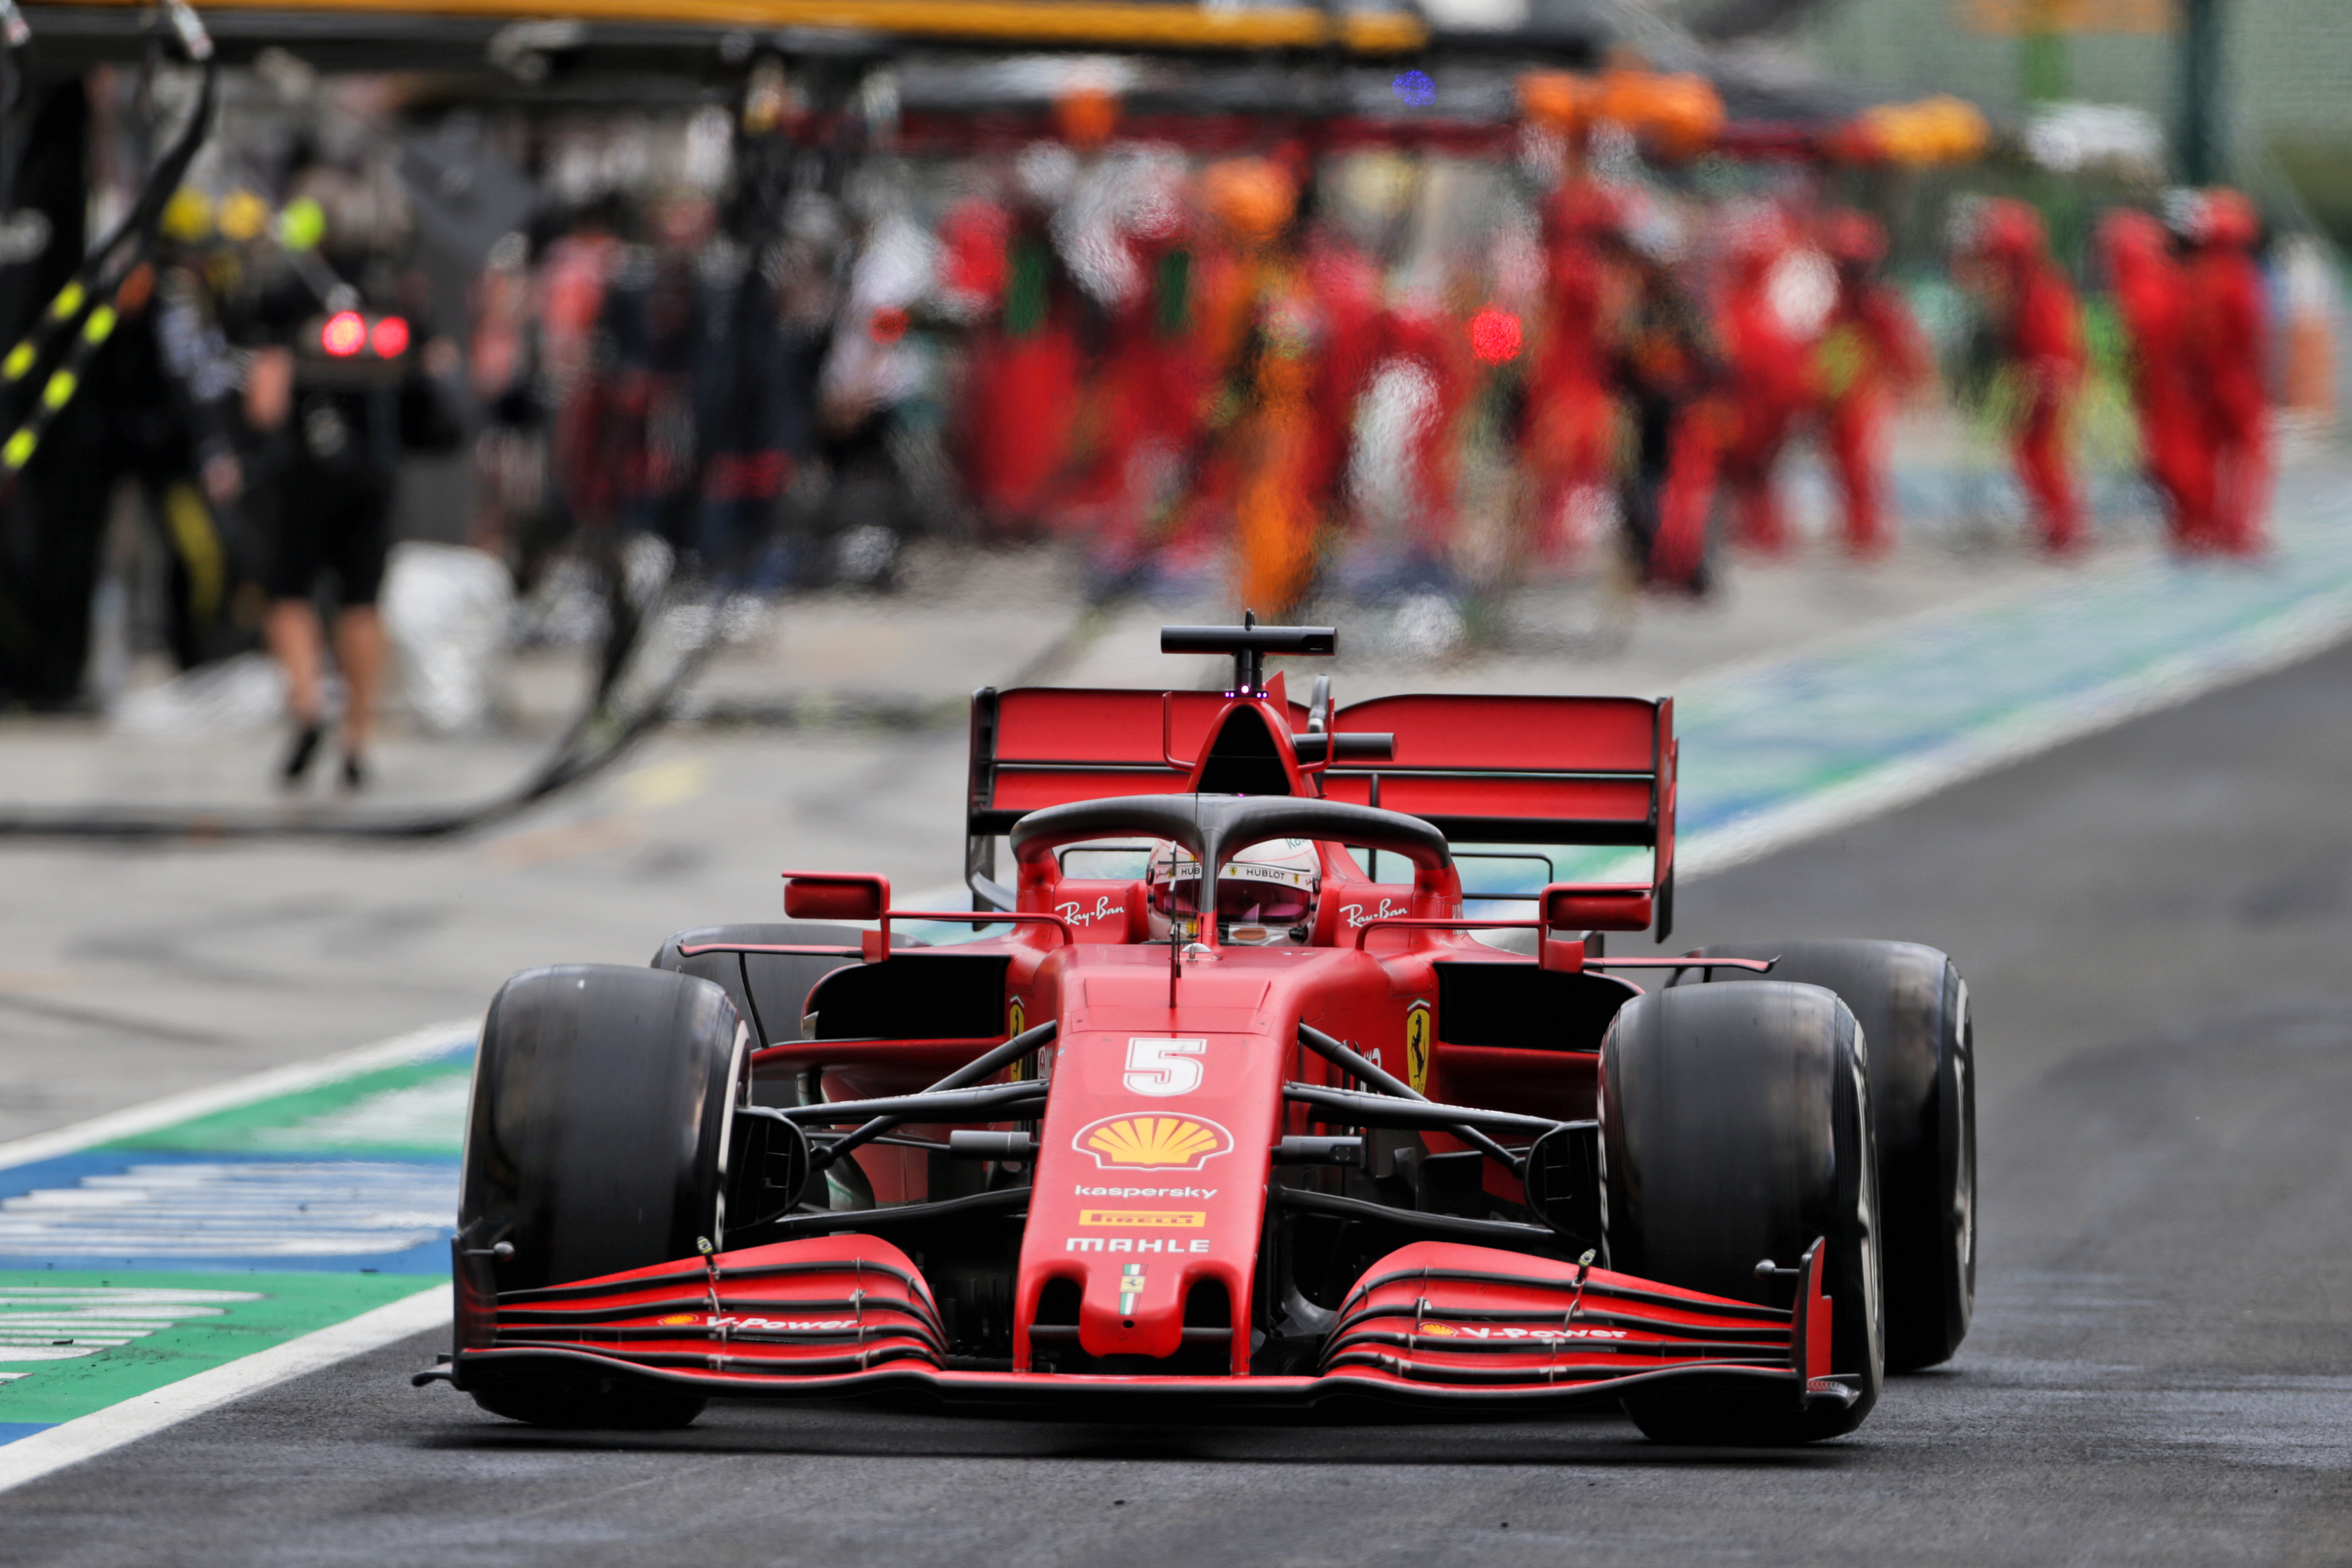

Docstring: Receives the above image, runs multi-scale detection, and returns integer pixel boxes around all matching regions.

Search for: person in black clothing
[233,160,415,789]
[1609,231,1723,594]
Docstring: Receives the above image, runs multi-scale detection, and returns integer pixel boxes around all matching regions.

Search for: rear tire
[1677,941,1975,1370]
[1603,982,1883,1445]
[457,963,748,1429]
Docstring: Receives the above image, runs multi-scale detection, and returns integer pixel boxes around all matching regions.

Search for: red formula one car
[426,622,1975,1444]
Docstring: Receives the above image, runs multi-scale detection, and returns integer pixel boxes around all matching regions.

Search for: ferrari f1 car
[426,622,1975,1444]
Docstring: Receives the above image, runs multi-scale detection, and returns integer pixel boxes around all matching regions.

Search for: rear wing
[966,685,1675,937]
[966,686,1312,837]
[1320,693,1676,936]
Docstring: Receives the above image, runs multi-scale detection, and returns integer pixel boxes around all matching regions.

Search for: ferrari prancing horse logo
[1404,1002,1433,1095]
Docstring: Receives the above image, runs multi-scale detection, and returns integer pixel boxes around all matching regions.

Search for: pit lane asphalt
[8,643,2352,1568]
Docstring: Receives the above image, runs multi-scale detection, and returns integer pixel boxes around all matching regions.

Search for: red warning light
[1469,306,1522,365]
[320,311,367,358]
[371,315,411,358]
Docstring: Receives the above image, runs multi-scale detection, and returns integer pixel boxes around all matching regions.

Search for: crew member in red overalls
[1715,206,1815,554]
[1966,200,2086,555]
[2182,190,2271,555]
[1815,210,1929,556]
[953,151,1085,537]
[1523,180,1622,564]
[2097,207,2212,550]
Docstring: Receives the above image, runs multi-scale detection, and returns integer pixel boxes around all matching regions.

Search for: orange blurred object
[1055,87,1120,151]
[1519,68,1723,160]
[1517,70,1589,133]
[1203,158,1298,245]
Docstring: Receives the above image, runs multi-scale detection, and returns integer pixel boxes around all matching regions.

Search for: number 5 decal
[1124,1037,1208,1097]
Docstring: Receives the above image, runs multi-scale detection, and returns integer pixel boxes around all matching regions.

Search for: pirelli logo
[1078,1210,1206,1229]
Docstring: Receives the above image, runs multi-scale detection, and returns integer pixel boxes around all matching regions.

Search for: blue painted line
[0,1148,455,1275]
[0,1423,56,1446]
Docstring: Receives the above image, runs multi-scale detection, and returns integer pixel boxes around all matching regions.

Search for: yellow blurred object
[216,189,270,242]
[1055,86,1119,150]
[1641,73,1725,160]
[741,58,795,134]
[160,186,214,243]
[1203,158,1296,245]
[278,196,327,252]
[1856,96,1989,166]
[162,482,225,626]
[48,0,1426,54]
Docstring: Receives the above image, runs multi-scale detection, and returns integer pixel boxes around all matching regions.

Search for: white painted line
[0,1284,450,1496]
[0,1019,476,1175]
[1677,588,2352,882]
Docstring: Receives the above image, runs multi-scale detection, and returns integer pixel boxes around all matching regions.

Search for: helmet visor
[1149,861,1316,925]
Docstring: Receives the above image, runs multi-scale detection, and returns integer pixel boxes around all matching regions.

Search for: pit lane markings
[1516,477,2352,890]
[0,1020,472,1491]
[0,1285,450,1497]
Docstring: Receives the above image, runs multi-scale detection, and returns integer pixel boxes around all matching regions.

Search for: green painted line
[0,1269,432,1431]
[0,1025,473,1445]
[106,1057,470,1160]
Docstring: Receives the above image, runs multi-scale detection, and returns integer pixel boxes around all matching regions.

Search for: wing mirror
[782,871,888,922]
[1541,881,1654,933]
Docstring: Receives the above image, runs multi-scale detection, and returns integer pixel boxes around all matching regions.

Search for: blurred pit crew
[1958,199,2086,556]
[235,157,452,790]
[1816,210,1931,557]
[2177,189,2272,556]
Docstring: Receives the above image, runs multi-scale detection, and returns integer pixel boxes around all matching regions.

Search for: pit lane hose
[0,555,720,840]
[0,1,215,500]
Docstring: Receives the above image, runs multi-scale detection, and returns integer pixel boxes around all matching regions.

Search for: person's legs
[2015,394,2082,554]
[265,598,328,784]
[2213,399,2271,556]
[1653,410,1721,590]
[327,475,395,786]
[2144,394,2215,551]
[1827,396,1887,555]
[265,598,326,722]
[333,605,385,761]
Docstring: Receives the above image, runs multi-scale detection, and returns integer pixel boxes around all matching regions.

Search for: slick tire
[1675,941,1975,1371]
[1604,982,1884,1445]
[457,963,748,1429]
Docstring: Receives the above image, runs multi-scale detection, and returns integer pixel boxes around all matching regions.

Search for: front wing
[436,1234,1856,1416]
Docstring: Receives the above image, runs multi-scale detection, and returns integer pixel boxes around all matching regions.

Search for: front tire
[1603,982,1883,1444]
[1677,941,1975,1370]
[457,963,748,1428]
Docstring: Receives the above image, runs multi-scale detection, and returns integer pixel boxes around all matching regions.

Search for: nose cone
[1013,1003,1286,1371]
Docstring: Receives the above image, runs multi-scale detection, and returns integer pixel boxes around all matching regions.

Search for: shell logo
[656,1313,698,1327]
[1071,1113,1234,1172]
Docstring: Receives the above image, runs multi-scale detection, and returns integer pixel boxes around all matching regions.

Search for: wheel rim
[1951,980,1977,1306]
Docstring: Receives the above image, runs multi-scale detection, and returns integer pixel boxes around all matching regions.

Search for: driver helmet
[1147,837,1320,943]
